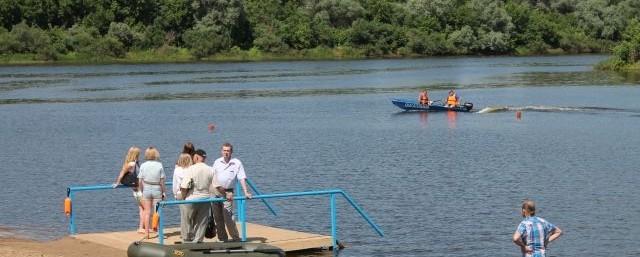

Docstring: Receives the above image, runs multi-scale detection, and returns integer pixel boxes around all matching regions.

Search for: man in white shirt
[211,143,252,241]
[180,149,218,243]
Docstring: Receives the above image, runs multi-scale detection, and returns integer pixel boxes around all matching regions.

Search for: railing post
[236,180,247,242]
[69,189,76,235]
[240,197,246,242]
[158,203,164,245]
[330,193,337,251]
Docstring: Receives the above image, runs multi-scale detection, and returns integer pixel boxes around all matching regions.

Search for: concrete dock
[73,222,333,253]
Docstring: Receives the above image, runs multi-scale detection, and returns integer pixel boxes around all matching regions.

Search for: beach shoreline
[0,237,125,257]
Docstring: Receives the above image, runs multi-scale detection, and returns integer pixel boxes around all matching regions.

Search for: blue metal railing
[66,182,384,251]
[65,183,174,234]
[65,178,276,234]
[157,189,384,250]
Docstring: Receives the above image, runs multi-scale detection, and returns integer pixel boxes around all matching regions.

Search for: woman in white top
[114,146,145,233]
[138,147,166,239]
[173,153,192,200]
[173,153,192,241]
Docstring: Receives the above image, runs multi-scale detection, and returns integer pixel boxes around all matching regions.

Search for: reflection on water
[447,111,457,129]
[0,68,276,79]
[484,70,640,88]
[420,112,428,128]
[0,79,69,92]
[620,71,640,82]
[144,69,378,85]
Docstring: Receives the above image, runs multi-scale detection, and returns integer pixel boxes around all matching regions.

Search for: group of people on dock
[419,89,460,107]
[114,142,251,242]
[113,143,564,257]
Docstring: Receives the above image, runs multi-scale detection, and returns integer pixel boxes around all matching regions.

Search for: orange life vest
[447,94,458,106]
[419,92,429,104]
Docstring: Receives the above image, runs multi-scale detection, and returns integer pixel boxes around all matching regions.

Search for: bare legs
[138,203,145,233]
[142,199,153,238]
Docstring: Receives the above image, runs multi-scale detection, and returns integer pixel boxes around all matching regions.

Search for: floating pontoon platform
[67,183,383,256]
[73,223,333,253]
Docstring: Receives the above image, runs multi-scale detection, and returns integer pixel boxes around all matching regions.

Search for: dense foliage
[0,0,639,62]
[599,19,640,70]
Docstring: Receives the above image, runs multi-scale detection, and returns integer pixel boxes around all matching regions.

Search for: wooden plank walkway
[73,222,333,253]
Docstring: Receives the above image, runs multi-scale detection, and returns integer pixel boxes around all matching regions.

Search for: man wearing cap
[211,143,252,242]
[180,149,218,243]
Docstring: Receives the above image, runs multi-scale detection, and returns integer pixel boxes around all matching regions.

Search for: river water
[1,55,639,257]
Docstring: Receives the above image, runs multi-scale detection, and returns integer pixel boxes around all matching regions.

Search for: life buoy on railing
[64,188,72,217]
[64,197,72,217]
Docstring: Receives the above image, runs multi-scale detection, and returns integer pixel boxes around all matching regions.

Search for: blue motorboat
[392,99,473,112]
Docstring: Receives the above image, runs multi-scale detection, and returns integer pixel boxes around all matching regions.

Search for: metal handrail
[65,182,173,235]
[156,189,384,250]
[65,179,277,235]
[65,183,384,251]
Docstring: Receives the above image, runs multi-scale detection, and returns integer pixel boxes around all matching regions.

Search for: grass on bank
[0,45,616,66]
[595,57,640,72]
[0,46,369,65]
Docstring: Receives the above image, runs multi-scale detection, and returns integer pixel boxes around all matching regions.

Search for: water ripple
[0,79,69,92]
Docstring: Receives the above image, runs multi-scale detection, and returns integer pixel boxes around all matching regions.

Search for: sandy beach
[0,237,125,257]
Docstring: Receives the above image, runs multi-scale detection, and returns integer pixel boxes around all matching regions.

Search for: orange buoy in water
[516,111,522,120]
[64,197,72,217]
[152,212,159,231]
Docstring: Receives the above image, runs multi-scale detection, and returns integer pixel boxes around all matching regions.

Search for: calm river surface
[1,55,639,257]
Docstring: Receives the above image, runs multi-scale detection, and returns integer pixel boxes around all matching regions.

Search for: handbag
[204,207,216,239]
[120,163,139,187]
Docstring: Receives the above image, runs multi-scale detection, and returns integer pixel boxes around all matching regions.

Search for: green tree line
[1,0,639,62]
[600,18,640,70]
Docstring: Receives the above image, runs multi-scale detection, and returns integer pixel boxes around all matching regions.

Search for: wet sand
[0,237,125,257]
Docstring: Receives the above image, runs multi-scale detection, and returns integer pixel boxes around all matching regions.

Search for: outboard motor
[128,241,284,257]
[463,102,473,111]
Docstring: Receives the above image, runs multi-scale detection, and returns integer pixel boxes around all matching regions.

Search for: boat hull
[392,99,473,112]
[127,241,284,257]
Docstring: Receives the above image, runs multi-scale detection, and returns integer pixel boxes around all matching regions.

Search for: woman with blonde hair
[113,146,144,233]
[173,153,193,240]
[114,146,145,233]
[138,146,166,238]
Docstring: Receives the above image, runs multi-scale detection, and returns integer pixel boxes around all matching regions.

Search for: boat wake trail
[477,105,629,114]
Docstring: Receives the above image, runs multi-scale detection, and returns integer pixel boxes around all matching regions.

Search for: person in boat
[113,146,145,234]
[445,89,459,107]
[212,142,252,242]
[138,147,166,239]
[512,199,562,257]
[418,90,430,105]
[180,149,218,243]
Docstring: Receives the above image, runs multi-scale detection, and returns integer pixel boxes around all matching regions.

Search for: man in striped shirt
[512,199,563,257]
